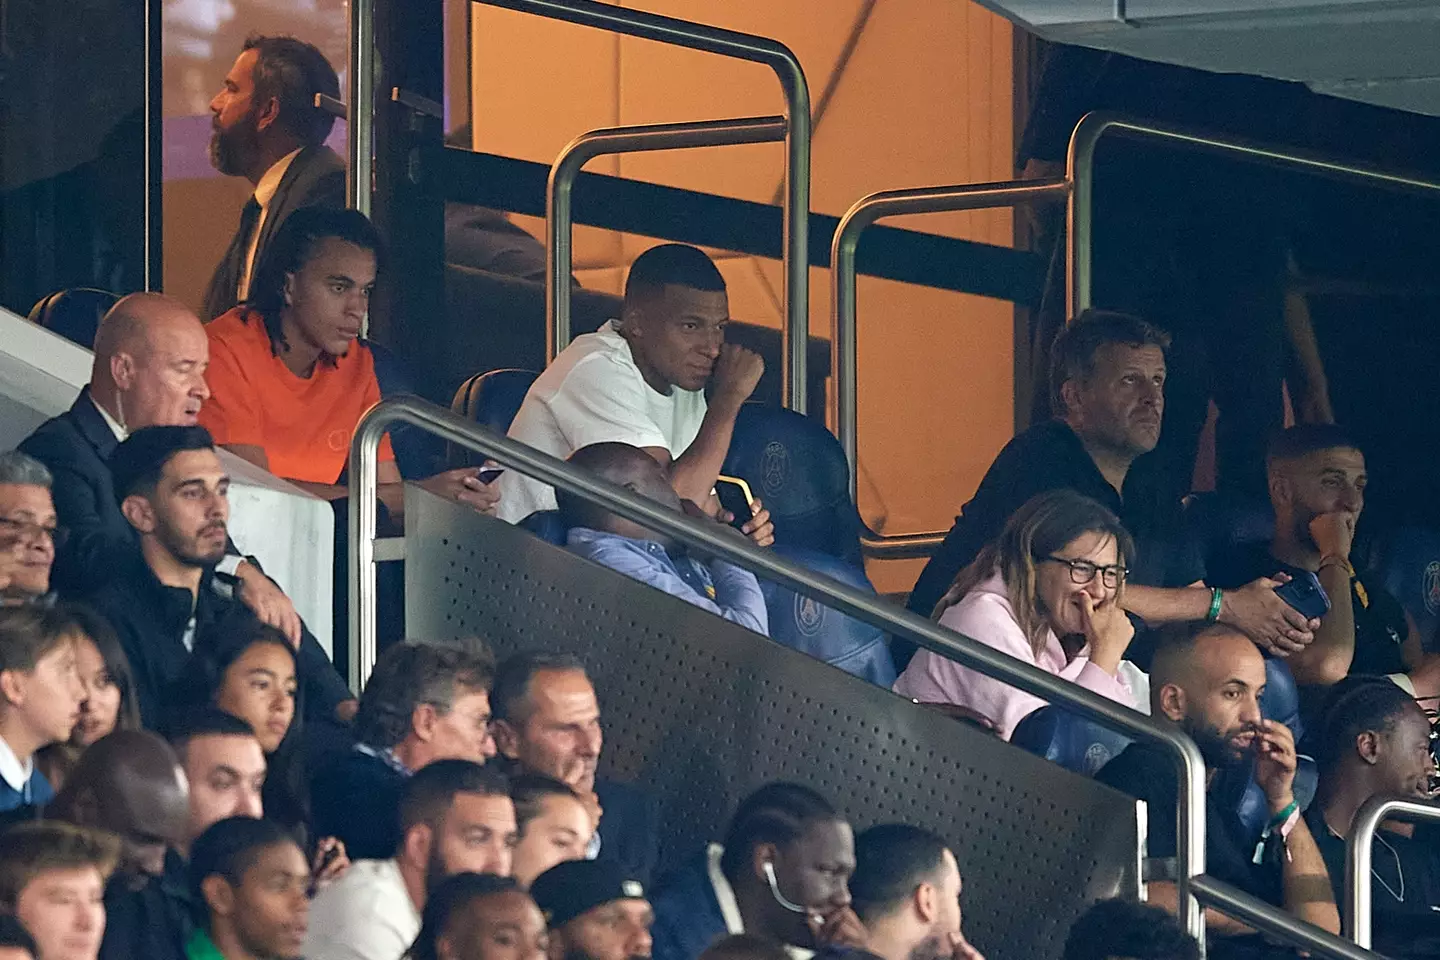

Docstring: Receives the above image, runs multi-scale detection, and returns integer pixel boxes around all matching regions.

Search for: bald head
[1151,624,1267,769]
[559,442,683,537]
[91,294,210,431]
[49,730,190,878]
[93,293,194,365]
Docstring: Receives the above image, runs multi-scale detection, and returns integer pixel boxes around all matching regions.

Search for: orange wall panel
[470,0,1017,595]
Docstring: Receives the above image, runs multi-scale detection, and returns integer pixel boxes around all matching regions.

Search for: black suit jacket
[202,145,347,321]
[20,387,133,596]
[310,746,407,860]
[596,777,661,885]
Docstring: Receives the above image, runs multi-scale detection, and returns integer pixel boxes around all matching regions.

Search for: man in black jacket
[83,425,350,729]
[491,652,660,885]
[906,309,1316,665]
[20,292,310,648]
[203,35,345,321]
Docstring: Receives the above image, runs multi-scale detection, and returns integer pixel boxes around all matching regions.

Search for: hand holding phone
[1273,570,1331,620]
[716,475,774,548]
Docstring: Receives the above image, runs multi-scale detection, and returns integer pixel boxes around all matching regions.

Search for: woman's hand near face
[1078,592,1134,675]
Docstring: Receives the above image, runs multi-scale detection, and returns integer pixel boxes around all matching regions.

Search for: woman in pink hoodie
[894,489,1144,739]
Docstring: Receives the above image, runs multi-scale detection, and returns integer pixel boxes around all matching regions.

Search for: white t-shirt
[499,321,708,522]
[303,859,420,960]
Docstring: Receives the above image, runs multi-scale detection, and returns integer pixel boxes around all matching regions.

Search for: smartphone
[714,475,757,528]
[1274,570,1331,620]
[715,474,756,510]
[476,467,505,485]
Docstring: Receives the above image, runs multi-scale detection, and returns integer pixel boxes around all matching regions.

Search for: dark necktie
[235,196,262,297]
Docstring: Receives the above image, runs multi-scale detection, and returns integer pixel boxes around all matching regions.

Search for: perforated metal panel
[405,488,1141,959]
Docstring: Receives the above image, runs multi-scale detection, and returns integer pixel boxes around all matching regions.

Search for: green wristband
[1206,587,1223,623]
[1268,800,1299,829]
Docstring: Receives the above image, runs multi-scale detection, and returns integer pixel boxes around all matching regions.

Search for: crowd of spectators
[2,26,1436,960]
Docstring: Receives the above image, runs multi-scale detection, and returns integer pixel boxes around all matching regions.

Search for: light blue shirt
[567,527,768,636]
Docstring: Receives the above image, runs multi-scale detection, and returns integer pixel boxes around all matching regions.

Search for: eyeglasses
[1042,555,1128,589]
[0,516,66,547]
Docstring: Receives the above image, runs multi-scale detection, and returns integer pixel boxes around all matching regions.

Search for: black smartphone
[1273,570,1331,620]
[476,467,505,485]
[714,475,755,529]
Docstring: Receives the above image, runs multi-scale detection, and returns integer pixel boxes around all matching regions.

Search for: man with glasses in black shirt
[908,310,1316,664]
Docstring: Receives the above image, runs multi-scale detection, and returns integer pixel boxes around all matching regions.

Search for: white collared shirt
[0,735,35,795]
[305,858,420,960]
[237,147,303,301]
[92,396,126,442]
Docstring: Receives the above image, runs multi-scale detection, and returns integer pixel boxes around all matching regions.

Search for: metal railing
[349,395,1396,960]
[456,0,812,412]
[348,396,1207,938]
[830,178,1071,559]
[548,116,787,364]
[1345,794,1440,948]
[1191,876,1379,960]
[1065,111,1440,317]
[347,0,376,216]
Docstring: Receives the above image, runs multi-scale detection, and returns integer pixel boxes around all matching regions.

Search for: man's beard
[1181,714,1255,770]
[210,111,261,177]
[908,933,948,960]
[425,842,452,893]
[156,515,228,568]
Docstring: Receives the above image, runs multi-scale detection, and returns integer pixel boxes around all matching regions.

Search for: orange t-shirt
[200,308,394,485]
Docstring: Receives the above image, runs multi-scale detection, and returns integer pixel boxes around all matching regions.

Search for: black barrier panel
[403,488,1140,959]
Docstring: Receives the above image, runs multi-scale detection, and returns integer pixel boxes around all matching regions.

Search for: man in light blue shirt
[560,443,768,636]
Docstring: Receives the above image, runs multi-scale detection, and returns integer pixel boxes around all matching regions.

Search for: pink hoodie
[893,572,1140,740]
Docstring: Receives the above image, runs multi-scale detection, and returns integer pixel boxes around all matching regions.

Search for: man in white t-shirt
[500,244,767,530]
[304,760,517,960]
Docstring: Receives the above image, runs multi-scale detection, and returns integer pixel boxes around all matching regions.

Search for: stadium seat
[27,287,119,349]
[1010,707,1132,776]
[759,546,896,686]
[449,368,539,469]
[1373,525,1440,648]
[1236,656,1318,834]
[451,368,538,434]
[719,404,864,566]
[369,340,444,478]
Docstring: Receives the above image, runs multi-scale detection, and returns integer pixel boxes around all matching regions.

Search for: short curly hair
[1062,899,1199,960]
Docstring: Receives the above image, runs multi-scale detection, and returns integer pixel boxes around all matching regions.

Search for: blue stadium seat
[1011,707,1132,776]
[27,287,119,350]
[760,546,896,687]
[1374,525,1440,648]
[369,341,444,478]
[451,368,538,435]
[720,404,864,566]
[1236,657,1318,834]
